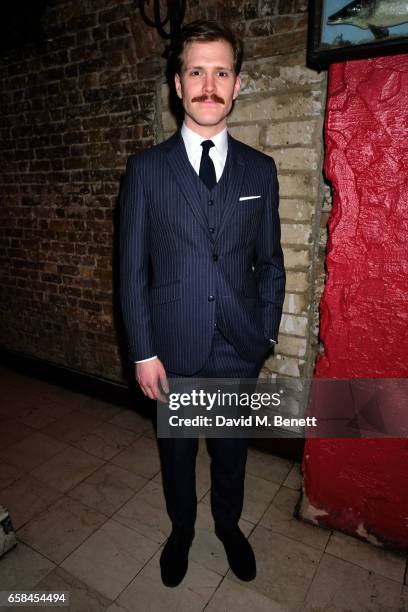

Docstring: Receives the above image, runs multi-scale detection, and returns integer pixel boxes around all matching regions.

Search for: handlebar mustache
[192,94,225,104]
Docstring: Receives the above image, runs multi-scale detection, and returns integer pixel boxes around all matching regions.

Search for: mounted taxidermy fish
[327,0,408,39]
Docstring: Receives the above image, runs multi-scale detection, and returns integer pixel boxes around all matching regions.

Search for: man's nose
[203,74,215,93]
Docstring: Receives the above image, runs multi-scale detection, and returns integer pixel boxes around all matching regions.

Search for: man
[120,20,285,587]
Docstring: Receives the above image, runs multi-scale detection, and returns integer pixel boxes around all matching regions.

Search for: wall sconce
[138,0,186,46]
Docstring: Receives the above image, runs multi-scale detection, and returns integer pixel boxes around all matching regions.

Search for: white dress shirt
[181,123,228,182]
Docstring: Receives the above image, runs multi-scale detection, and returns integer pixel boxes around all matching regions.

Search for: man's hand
[135,358,169,403]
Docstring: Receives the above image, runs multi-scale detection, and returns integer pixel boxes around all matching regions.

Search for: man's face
[174,39,241,137]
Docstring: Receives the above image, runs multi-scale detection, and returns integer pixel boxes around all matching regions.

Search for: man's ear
[233,73,241,100]
[174,73,182,99]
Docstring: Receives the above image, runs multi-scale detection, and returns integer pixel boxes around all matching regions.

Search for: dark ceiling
[0,0,48,55]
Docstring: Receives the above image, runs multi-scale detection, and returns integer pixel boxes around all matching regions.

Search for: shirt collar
[181,123,228,161]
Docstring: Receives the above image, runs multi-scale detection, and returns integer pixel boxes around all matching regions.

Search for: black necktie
[199,140,216,191]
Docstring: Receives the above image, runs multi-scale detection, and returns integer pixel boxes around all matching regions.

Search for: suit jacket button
[208,199,214,206]
[208,295,215,302]
[212,253,218,261]
[209,227,215,234]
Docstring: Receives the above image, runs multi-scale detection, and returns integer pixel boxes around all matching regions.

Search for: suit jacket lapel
[164,130,210,236]
[214,134,246,245]
[164,130,247,243]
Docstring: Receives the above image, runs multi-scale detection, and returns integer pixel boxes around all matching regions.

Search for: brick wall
[0,0,327,385]
[0,0,157,380]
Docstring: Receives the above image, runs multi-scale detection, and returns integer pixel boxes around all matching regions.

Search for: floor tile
[0,418,35,450]
[205,578,288,612]
[242,472,281,524]
[283,462,303,490]
[106,604,128,612]
[69,422,140,461]
[0,373,58,397]
[4,382,81,424]
[29,387,82,419]
[25,566,112,612]
[30,446,104,493]
[0,541,55,591]
[1,368,406,612]
[67,463,147,516]
[116,549,222,612]
[108,409,153,435]
[260,486,330,550]
[110,436,161,479]
[0,460,24,491]
[0,366,27,387]
[17,496,107,564]
[105,602,126,612]
[15,403,60,429]
[0,388,37,420]
[0,432,67,471]
[0,474,61,529]
[237,525,322,612]
[326,531,406,583]
[77,396,124,422]
[142,423,156,440]
[42,411,102,444]
[112,480,170,544]
[302,553,403,612]
[61,518,159,600]
[246,448,293,484]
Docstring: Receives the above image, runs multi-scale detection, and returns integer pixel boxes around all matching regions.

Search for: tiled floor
[0,366,407,612]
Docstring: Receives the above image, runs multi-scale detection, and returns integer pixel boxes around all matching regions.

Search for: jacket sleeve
[119,155,156,361]
[253,158,286,342]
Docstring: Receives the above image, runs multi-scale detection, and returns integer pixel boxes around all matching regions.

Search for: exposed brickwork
[0,0,327,387]
[0,0,157,379]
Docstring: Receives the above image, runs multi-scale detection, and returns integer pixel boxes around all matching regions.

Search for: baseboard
[0,348,136,408]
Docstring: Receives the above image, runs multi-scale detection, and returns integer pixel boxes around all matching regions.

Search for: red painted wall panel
[303,56,408,551]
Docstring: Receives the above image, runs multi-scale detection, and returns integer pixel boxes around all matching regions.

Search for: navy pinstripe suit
[120,128,285,533]
[120,129,285,376]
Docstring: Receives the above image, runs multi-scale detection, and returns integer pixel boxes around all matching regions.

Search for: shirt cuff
[134,355,158,363]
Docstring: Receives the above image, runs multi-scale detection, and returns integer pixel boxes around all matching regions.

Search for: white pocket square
[239,195,261,201]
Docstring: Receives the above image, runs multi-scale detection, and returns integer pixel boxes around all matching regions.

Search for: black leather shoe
[160,528,195,587]
[215,526,256,581]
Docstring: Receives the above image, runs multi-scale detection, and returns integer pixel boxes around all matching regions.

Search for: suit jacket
[119,129,285,375]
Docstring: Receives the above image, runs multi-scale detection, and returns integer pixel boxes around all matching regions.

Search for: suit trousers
[156,327,262,534]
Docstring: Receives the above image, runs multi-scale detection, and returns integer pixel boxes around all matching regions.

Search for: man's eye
[190,71,201,76]
[218,71,229,77]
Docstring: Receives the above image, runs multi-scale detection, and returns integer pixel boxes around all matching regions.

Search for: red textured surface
[303,56,408,551]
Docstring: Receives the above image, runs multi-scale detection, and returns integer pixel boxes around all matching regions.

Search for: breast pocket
[231,197,264,241]
[149,281,181,305]
[237,196,264,217]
